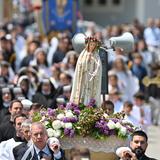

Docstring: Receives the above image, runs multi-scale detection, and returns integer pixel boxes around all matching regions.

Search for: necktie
[39,150,44,159]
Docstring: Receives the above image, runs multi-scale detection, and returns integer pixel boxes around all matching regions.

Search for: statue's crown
[85,37,101,45]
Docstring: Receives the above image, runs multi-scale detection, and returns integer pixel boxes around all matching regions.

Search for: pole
[99,47,108,102]
[72,0,77,34]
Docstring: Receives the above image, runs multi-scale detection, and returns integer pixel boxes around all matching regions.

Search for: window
[84,0,93,5]
[98,0,107,5]
[113,0,121,5]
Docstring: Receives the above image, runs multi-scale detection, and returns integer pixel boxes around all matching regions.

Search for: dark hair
[9,99,23,109]
[30,103,43,110]
[13,113,28,124]
[109,74,118,80]
[124,101,133,108]
[134,92,145,100]
[131,130,148,142]
[29,40,40,48]
[102,100,114,109]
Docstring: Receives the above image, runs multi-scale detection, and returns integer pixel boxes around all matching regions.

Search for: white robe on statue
[70,48,102,107]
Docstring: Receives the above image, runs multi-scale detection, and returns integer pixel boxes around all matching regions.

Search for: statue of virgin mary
[70,37,102,106]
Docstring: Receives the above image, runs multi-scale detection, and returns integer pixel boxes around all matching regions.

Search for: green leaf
[79,103,86,110]
[32,112,42,122]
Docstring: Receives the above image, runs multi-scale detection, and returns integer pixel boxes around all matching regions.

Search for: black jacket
[32,80,57,108]
[0,120,16,142]
[138,155,158,160]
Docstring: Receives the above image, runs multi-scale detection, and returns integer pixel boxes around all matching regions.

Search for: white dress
[70,48,102,107]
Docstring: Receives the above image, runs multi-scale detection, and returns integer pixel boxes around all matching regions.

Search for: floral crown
[85,37,101,47]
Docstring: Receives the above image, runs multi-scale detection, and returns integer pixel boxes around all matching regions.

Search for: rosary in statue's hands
[89,56,100,81]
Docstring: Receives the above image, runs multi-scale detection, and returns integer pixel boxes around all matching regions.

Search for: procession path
[146,125,160,159]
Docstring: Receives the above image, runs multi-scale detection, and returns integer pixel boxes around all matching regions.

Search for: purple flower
[95,119,110,135]
[64,128,75,137]
[66,102,78,110]
[87,98,96,107]
[40,111,46,116]
[47,108,55,116]
[104,129,110,135]
[64,128,70,135]
[58,104,65,109]
[69,129,75,138]
[74,109,81,115]
[110,118,119,123]
[62,117,78,123]
[70,117,78,123]
[109,129,116,136]
[62,117,70,122]
[125,125,134,133]
[95,122,103,128]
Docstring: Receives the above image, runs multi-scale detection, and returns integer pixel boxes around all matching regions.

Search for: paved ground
[146,125,160,159]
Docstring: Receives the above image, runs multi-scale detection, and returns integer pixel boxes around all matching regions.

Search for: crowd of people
[0,8,160,159]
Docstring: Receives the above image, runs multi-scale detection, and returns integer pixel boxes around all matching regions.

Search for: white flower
[53,130,61,138]
[120,126,127,135]
[107,120,116,129]
[44,121,50,126]
[65,111,74,118]
[64,109,72,114]
[40,116,46,122]
[52,120,62,130]
[115,122,122,129]
[47,128,55,137]
[103,113,109,119]
[57,113,65,120]
[61,121,65,128]
[64,122,73,129]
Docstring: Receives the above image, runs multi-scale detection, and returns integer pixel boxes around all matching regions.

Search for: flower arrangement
[32,99,135,139]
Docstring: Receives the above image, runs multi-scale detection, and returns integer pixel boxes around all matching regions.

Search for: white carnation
[107,120,116,129]
[120,126,127,135]
[103,113,109,119]
[115,122,122,129]
[52,120,62,130]
[57,113,65,119]
[61,121,65,128]
[40,116,46,122]
[44,121,49,126]
[47,128,55,137]
[53,130,61,138]
[65,111,74,118]
[64,122,73,129]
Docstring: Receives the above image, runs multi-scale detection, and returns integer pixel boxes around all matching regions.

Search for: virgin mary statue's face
[88,41,97,52]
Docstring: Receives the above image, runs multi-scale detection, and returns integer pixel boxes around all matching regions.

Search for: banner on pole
[42,0,78,33]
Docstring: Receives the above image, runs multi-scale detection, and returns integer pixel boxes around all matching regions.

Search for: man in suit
[116,130,157,160]
[14,122,65,160]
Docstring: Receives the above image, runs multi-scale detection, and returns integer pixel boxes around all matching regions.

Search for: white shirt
[131,104,152,132]
[114,100,123,113]
[144,27,160,47]
[123,114,141,128]
[34,145,51,159]
[34,144,62,160]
